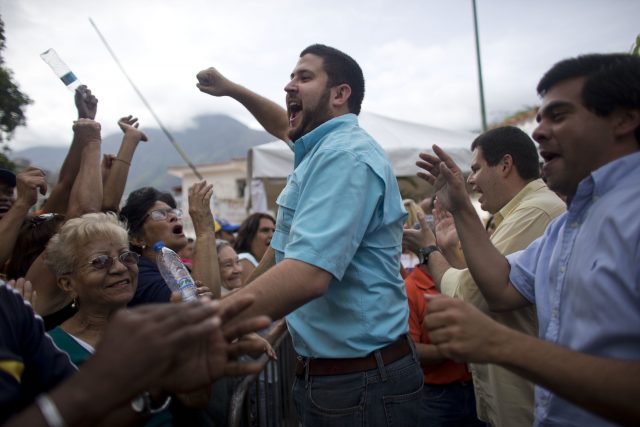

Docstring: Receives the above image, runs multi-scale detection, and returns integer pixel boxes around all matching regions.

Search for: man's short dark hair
[471,126,540,181]
[537,53,640,143]
[300,44,365,115]
[0,169,16,187]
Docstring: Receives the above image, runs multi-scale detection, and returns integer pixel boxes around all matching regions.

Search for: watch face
[131,395,145,413]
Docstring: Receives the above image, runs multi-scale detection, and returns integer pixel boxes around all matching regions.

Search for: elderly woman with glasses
[119,183,220,306]
[45,212,174,425]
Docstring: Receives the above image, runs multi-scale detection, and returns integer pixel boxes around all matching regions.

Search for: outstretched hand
[188,180,214,235]
[196,67,235,97]
[15,166,47,207]
[75,85,98,120]
[416,145,470,213]
[433,199,459,253]
[423,294,506,364]
[117,115,148,142]
[7,278,37,307]
[402,211,437,254]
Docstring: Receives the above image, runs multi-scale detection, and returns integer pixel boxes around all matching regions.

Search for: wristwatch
[131,392,172,415]
[418,245,440,265]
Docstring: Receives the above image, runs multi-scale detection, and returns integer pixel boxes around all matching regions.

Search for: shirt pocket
[272,179,299,254]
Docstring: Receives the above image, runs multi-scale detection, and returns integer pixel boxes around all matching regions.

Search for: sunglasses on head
[144,208,183,222]
[87,251,140,270]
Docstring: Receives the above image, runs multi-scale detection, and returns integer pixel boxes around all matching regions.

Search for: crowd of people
[0,43,638,427]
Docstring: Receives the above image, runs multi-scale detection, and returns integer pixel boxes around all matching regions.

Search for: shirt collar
[493,179,547,228]
[569,150,640,207]
[293,114,358,167]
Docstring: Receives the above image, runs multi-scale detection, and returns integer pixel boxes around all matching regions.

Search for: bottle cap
[153,241,165,252]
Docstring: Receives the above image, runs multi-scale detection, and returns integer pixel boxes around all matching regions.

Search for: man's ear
[500,154,514,177]
[331,84,352,111]
[612,108,640,140]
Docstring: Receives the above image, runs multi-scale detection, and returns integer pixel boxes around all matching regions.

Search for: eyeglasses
[144,208,183,222]
[87,251,140,270]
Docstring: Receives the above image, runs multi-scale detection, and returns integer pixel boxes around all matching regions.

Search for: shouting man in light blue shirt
[197,45,422,426]
[417,54,640,427]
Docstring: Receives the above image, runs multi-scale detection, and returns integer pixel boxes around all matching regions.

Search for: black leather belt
[295,336,411,377]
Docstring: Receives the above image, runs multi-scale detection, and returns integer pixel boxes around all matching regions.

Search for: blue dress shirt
[271,114,409,358]
[507,151,640,426]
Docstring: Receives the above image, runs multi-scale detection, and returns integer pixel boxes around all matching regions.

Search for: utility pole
[472,0,488,132]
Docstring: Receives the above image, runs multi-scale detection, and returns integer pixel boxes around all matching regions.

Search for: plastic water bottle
[40,49,82,92]
[153,241,198,302]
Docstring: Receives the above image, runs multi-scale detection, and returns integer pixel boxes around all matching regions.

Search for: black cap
[0,169,16,187]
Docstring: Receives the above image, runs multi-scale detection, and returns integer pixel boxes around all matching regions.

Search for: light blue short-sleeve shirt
[507,151,640,427]
[271,114,409,358]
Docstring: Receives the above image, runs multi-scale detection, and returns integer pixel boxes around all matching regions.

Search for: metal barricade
[228,320,298,427]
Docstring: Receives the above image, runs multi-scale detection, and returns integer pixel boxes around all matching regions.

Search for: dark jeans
[420,381,486,427]
[292,350,423,426]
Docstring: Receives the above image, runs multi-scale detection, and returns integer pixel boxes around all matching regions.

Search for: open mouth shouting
[288,99,302,127]
[539,149,562,175]
[172,224,184,237]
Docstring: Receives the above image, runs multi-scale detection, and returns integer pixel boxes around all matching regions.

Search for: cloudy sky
[2,0,639,149]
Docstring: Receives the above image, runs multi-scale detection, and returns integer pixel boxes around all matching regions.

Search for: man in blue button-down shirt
[197,45,422,426]
[416,54,640,426]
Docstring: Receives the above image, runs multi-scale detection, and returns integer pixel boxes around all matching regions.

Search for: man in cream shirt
[404,125,565,426]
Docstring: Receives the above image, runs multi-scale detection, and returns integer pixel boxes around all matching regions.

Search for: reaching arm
[102,116,148,212]
[65,119,103,219]
[403,210,452,286]
[425,295,640,426]
[41,86,98,215]
[0,167,47,265]
[245,245,276,284]
[188,181,220,299]
[220,258,331,328]
[29,120,103,316]
[5,298,271,427]
[416,145,528,310]
[196,67,289,142]
[433,201,466,269]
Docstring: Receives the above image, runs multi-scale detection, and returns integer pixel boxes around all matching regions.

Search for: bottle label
[177,277,195,291]
[60,72,77,86]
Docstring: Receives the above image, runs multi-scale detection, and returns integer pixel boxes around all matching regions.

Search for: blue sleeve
[284,149,383,280]
[506,236,545,303]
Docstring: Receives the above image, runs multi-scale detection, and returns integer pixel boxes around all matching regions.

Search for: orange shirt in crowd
[405,265,472,385]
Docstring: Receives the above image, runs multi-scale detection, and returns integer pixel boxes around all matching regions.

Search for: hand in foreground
[188,180,214,235]
[402,211,437,254]
[196,67,235,97]
[72,119,101,143]
[7,278,37,306]
[416,145,470,213]
[15,166,47,207]
[423,294,507,364]
[75,85,98,120]
[117,115,148,142]
[87,296,270,395]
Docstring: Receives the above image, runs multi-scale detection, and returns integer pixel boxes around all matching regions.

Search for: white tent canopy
[250,111,477,179]
[247,111,478,212]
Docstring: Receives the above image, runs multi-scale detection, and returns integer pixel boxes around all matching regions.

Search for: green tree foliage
[0,15,32,171]
[632,34,640,56]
